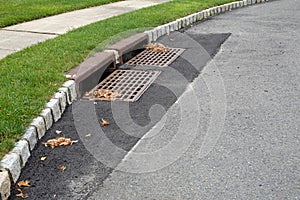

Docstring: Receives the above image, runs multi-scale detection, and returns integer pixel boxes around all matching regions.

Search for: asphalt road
[88,0,300,199]
[10,0,300,199]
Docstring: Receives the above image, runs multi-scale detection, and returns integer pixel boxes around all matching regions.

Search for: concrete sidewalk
[0,0,170,60]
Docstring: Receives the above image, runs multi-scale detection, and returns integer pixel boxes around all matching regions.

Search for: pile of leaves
[145,43,170,53]
[42,137,78,149]
[85,89,119,100]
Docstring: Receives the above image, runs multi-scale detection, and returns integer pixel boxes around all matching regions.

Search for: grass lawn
[0,0,235,158]
[0,0,121,28]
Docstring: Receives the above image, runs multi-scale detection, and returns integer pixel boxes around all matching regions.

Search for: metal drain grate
[86,70,161,102]
[126,48,185,67]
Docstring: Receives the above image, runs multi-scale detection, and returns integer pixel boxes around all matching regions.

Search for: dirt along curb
[0,0,272,199]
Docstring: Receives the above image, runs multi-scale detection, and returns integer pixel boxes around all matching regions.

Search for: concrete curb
[107,33,149,64]
[0,0,272,199]
[65,33,148,96]
[65,52,116,96]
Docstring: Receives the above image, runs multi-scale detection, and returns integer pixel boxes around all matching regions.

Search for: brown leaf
[43,137,77,149]
[17,180,30,187]
[85,89,118,100]
[59,165,66,171]
[40,156,47,161]
[55,130,62,134]
[59,141,71,146]
[145,43,170,53]
[16,188,28,199]
[100,118,110,126]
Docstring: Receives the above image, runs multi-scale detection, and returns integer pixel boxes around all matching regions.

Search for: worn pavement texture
[10,0,300,199]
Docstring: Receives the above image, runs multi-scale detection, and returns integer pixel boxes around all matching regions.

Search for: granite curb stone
[145,31,154,43]
[30,116,46,139]
[40,108,53,130]
[0,153,21,183]
[46,98,61,122]
[22,126,38,151]
[0,169,10,200]
[54,91,67,113]
[221,5,226,12]
[165,23,170,34]
[62,80,77,102]
[58,87,72,105]
[11,141,30,168]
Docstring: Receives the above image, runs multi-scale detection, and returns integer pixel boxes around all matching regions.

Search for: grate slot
[126,48,185,67]
[85,70,161,102]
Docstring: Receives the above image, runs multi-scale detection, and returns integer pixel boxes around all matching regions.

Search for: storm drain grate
[126,48,185,67]
[86,70,161,102]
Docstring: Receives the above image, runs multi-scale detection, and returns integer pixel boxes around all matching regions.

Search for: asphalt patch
[186,33,231,57]
[9,31,230,200]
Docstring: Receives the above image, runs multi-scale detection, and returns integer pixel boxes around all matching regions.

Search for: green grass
[0,0,235,158]
[0,0,121,28]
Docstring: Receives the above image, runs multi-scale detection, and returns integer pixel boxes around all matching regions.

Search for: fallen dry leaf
[100,118,110,126]
[55,130,62,134]
[42,137,78,149]
[85,89,118,100]
[59,165,66,171]
[17,180,30,187]
[40,156,47,161]
[16,188,28,199]
[146,43,170,53]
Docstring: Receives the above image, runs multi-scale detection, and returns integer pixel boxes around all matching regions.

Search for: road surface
[11,0,300,199]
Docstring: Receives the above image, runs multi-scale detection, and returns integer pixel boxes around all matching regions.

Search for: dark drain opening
[98,48,146,84]
[121,49,145,64]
